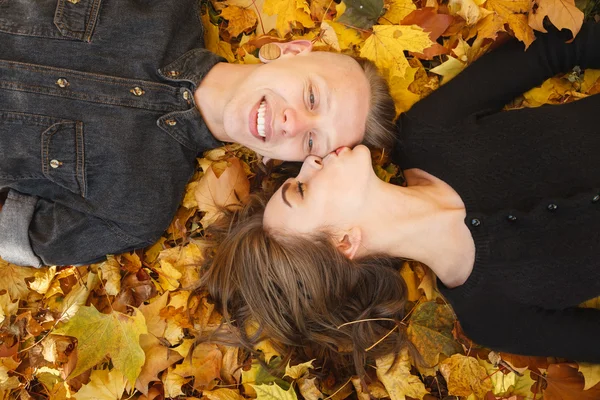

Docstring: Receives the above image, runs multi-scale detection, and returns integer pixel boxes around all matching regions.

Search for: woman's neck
[357,169,475,287]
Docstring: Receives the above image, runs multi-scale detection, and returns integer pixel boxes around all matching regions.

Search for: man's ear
[335,227,362,260]
[260,40,312,63]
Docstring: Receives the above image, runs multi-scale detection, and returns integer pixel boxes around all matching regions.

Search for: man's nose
[281,108,312,138]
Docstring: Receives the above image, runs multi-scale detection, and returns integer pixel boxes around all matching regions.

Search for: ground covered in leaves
[1,0,600,398]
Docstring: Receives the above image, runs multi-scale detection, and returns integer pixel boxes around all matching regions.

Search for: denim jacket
[0,0,224,267]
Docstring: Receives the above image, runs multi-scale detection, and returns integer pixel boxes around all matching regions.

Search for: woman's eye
[296,181,305,197]
[309,87,315,109]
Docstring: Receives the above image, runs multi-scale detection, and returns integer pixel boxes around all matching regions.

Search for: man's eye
[308,132,314,151]
[309,87,315,109]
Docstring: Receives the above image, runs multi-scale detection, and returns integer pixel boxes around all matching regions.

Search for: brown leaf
[528,0,584,38]
[221,6,258,37]
[172,343,222,389]
[135,335,183,395]
[544,363,600,400]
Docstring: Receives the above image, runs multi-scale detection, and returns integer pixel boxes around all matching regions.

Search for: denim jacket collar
[157,48,226,154]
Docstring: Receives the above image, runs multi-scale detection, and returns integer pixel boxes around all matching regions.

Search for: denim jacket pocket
[0,0,102,42]
[0,111,86,197]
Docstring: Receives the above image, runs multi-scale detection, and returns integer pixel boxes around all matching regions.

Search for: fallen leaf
[74,368,127,400]
[439,354,493,398]
[173,343,222,389]
[263,0,314,36]
[251,383,298,400]
[221,6,258,37]
[577,362,600,391]
[52,305,147,385]
[528,0,583,38]
[338,0,385,30]
[298,377,324,400]
[204,388,247,400]
[360,25,434,79]
[376,347,429,400]
[28,266,57,295]
[544,363,600,400]
[284,359,315,379]
[0,292,17,324]
[485,0,535,47]
[202,13,236,62]
[195,157,250,228]
[163,366,190,398]
[0,259,37,300]
[96,256,121,296]
[380,0,417,24]
[135,335,183,395]
[430,56,466,84]
[407,301,463,368]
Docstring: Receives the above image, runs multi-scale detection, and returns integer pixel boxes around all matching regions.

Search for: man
[0,0,395,266]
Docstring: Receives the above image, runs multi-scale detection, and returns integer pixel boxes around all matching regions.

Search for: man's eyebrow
[281,182,292,208]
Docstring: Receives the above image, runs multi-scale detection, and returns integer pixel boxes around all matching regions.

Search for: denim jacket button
[165,119,177,126]
[183,91,191,100]
[68,0,81,3]
[130,87,145,96]
[50,159,62,169]
[167,70,180,77]
[56,78,69,88]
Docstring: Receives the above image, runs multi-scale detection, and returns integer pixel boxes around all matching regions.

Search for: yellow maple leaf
[173,342,222,389]
[448,0,489,25]
[440,354,493,398]
[28,265,57,295]
[528,0,583,38]
[380,0,417,25]
[263,0,315,36]
[221,5,258,37]
[194,157,250,228]
[325,20,363,51]
[163,366,191,398]
[376,347,428,400]
[201,13,236,62]
[0,258,37,300]
[388,65,421,115]
[74,368,128,400]
[135,335,183,395]
[96,256,121,296]
[430,56,466,84]
[578,362,600,391]
[485,0,535,48]
[360,25,433,79]
[52,305,147,385]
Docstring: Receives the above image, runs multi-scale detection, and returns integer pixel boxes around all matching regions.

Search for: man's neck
[193,62,259,142]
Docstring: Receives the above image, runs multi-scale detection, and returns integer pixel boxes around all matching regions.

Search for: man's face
[222,51,370,161]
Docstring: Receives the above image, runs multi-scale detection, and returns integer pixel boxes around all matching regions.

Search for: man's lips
[249,97,272,142]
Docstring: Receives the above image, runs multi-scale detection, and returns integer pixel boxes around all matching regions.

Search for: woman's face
[263,145,375,234]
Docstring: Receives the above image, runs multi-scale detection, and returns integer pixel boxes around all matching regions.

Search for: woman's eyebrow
[281,182,292,208]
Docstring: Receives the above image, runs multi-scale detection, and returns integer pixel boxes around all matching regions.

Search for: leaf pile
[1,0,600,398]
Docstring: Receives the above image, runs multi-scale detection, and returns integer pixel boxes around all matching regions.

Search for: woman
[202,21,600,375]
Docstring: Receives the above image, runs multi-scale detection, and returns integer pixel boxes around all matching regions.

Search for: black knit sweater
[393,22,600,362]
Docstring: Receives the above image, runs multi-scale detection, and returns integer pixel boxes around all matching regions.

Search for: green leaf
[52,305,147,385]
[338,0,385,30]
[250,383,298,400]
[407,301,463,367]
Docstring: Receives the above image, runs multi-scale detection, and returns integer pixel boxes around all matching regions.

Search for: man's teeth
[257,100,266,138]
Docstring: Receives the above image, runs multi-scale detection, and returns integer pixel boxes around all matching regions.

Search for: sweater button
[470,218,481,227]
[507,214,517,222]
[547,203,558,211]
[592,194,600,203]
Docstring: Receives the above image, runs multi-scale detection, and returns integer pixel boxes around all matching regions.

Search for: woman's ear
[335,227,362,260]
[259,40,313,63]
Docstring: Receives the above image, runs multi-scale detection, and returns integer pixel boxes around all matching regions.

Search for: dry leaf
[74,368,128,400]
[221,6,258,37]
[439,354,493,398]
[376,347,429,400]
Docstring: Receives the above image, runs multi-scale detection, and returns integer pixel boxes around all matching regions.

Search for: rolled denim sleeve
[0,190,152,266]
[0,190,43,267]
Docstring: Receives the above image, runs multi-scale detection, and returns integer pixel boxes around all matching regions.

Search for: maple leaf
[322,21,363,51]
[204,388,247,400]
[195,157,250,228]
[221,6,258,37]
[448,0,488,25]
[52,305,147,385]
[298,377,324,400]
[485,0,535,47]
[0,259,37,300]
[544,363,600,400]
[172,342,222,389]
[407,301,462,368]
[28,266,57,295]
[201,13,236,62]
[139,291,169,338]
[479,359,538,398]
[96,256,121,296]
[528,0,584,38]
[135,335,183,395]
[338,0,385,30]
[163,366,191,398]
[578,362,600,391]
[47,269,99,320]
[439,354,493,398]
[430,56,466,84]
[376,347,428,400]
[380,0,416,24]
[284,359,315,379]
[263,0,314,36]
[360,25,434,79]
[251,383,298,400]
[74,368,128,400]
